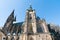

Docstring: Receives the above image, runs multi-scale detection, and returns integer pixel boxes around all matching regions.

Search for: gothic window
[2,37,6,40]
[29,14,32,23]
[28,23,33,34]
[37,24,43,33]
[30,17,32,20]
[30,37,34,40]
[39,35,40,37]
[41,24,45,32]
[30,24,33,33]
[11,37,14,40]
[37,26,43,33]
[16,37,19,40]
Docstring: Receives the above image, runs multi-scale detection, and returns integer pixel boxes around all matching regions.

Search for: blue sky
[0,0,60,27]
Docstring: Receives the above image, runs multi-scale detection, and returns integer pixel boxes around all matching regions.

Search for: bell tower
[24,5,37,34]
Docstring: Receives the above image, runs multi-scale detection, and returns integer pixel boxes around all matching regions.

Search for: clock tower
[24,5,37,34]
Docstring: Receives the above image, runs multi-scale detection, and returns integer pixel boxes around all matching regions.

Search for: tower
[24,5,37,34]
[3,10,16,33]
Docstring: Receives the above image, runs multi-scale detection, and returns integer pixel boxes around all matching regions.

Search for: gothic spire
[27,5,33,12]
[29,5,32,10]
[4,10,15,28]
[7,10,14,21]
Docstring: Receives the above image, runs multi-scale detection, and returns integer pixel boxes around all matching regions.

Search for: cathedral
[0,6,60,40]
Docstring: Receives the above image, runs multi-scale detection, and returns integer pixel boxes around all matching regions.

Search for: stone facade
[0,5,60,40]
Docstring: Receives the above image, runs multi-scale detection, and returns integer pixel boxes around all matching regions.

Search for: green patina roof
[12,22,23,33]
[13,22,23,27]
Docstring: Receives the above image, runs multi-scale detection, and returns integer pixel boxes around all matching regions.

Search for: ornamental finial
[29,5,32,10]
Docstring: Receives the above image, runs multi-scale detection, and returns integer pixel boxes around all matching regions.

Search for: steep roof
[10,22,23,33]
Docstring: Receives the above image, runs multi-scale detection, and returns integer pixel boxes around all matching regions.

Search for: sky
[0,0,60,27]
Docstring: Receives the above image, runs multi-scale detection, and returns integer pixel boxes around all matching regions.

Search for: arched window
[28,23,33,34]
[30,37,34,40]
[37,24,43,33]
[3,37,6,40]
[29,14,32,23]
[11,37,14,40]
[16,36,19,40]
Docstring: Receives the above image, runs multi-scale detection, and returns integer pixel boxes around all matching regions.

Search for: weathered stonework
[0,5,60,40]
